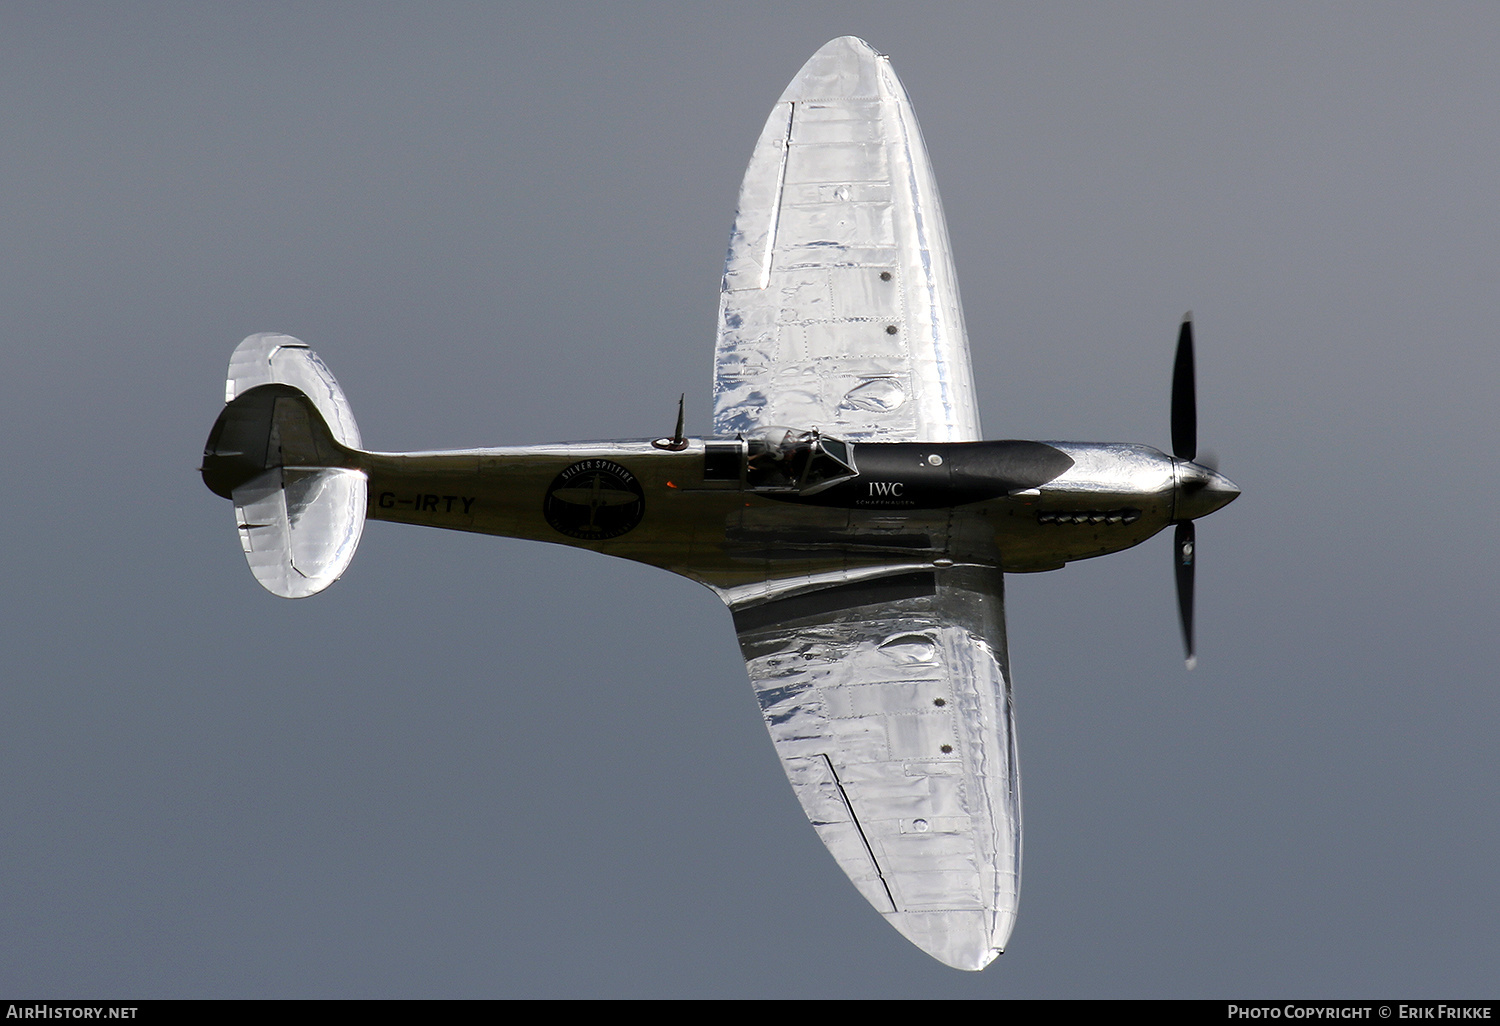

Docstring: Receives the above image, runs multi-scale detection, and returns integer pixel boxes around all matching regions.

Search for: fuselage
[360,436,1237,599]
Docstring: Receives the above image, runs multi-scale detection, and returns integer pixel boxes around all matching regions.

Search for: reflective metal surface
[715,37,980,443]
[232,465,366,599]
[205,336,367,598]
[732,564,1019,969]
[226,333,362,448]
[1172,459,1241,523]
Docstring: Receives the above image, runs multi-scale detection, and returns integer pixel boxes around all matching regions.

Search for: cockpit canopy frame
[740,428,859,494]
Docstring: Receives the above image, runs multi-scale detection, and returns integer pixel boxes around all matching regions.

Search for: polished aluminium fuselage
[358,438,1210,599]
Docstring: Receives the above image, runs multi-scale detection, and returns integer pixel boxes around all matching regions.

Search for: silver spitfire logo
[542,460,645,540]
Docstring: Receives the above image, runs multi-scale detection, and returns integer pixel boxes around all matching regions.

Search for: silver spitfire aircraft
[202,37,1238,970]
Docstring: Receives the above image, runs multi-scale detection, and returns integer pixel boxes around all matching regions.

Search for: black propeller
[1171,314,1198,669]
[1171,315,1196,462]
[1174,520,1196,670]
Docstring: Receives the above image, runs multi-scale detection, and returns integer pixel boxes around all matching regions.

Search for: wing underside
[714,36,981,443]
[730,564,1020,970]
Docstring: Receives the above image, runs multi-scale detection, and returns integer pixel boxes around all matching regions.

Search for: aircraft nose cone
[1175,462,1240,522]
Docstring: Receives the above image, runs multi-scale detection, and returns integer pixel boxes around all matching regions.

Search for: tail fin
[202,334,367,598]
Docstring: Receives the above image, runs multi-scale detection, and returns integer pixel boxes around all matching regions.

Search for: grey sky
[3,1,1497,997]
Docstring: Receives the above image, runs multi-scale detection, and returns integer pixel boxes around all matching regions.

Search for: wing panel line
[821,753,899,913]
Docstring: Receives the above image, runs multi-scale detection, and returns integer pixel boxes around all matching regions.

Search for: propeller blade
[1171,314,1197,461]
[1174,520,1196,670]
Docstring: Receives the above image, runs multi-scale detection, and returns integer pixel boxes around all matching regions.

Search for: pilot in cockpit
[745,428,856,493]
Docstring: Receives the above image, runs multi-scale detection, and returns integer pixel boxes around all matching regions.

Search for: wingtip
[885,908,1013,970]
[1185,655,1198,671]
[783,37,885,102]
[821,34,878,52]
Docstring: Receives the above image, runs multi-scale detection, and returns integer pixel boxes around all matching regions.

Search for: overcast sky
[3,1,1498,998]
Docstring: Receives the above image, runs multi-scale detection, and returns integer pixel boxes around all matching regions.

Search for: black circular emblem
[543,459,645,540]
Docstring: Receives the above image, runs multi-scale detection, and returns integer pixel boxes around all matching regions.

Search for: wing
[730,565,1020,970]
[714,36,981,443]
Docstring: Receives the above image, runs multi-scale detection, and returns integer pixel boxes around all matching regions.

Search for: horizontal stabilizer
[203,335,367,598]
[233,466,366,599]
[227,332,362,448]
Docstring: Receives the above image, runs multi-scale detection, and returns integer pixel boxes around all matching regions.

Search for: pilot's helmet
[753,426,799,457]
